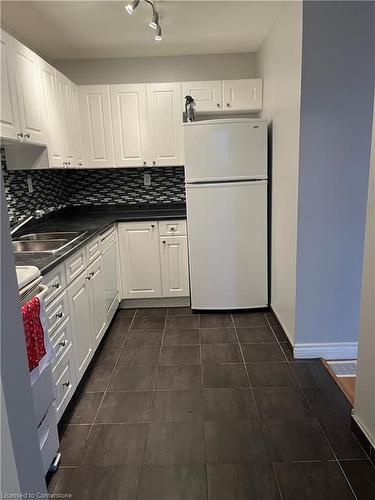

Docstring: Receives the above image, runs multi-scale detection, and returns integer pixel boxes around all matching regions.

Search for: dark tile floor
[48,308,375,499]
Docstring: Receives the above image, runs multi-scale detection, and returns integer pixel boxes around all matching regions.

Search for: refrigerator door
[184,118,267,182]
[186,180,268,310]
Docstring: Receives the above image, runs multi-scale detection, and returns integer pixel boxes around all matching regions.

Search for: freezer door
[186,181,268,310]
[184,118,267,182]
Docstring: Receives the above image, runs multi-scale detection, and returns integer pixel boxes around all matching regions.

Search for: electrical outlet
[27,175,33,193]
[144,173,151,186]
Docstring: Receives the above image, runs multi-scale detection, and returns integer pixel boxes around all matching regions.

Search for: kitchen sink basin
[12,231,87,254]
[18,232,83,241]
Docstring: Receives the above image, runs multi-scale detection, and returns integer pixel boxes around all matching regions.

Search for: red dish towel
[21,296,46,372]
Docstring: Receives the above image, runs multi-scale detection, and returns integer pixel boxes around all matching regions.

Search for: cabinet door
[87,256,106,349]
[0,30,21,140]
[160,236,190,297]
[39,60,64,168]
[181,81,222,113]
[56,71,75,167]
[79,85,115,168]
[67,272,93,381]
[110,84,149,167]
[118,222,161,299]
[70,83,84,167]
[147,83,184,166]
[222,79,263,111]
[12,38,46,144]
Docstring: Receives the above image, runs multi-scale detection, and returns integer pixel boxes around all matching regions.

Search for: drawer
[50,317,72,367]
[101,226,117,253]
[159,220,187,236]
[42,264,67,305]
[45,290,69,334]
[38,403,59,474]
[53,344,76,421]
[86,236,101,264]
[32,365,55,427]
[65,248,86,283]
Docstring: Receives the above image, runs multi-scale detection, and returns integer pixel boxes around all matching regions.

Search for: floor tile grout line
[198,316,210,500]
[135,311,169,500]
[78,310,137,455]
[230,311,285,499]
[266,310,360,500]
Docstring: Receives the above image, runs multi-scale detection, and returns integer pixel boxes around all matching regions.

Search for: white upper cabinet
[181,81,223,113]
[118,222,162,299]
[39,60,64,167]
[12,38,46,144]
[79,85,115,168]
[147,82,184,166]
[55,71,76,167]
[0,30,21,141]
[222,79,263,111]
[70,83,84,167]
[110,84,149,168]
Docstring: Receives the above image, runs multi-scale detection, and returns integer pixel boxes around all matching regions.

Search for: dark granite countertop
[13,203,186,275]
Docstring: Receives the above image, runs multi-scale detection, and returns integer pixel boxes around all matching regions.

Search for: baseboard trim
[351,414,375,464]
[294,342,358,360]
[120,297,190,309]
[270,305,295,346]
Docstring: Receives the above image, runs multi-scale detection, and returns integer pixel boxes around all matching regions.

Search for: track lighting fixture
[154,24,162,41]
[125,0,162,41]
[125,0,140,15]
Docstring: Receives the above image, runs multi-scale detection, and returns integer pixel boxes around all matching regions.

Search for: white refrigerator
[184,118,268,310]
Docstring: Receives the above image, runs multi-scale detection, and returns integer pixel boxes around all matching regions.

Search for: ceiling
[1,1,282,60]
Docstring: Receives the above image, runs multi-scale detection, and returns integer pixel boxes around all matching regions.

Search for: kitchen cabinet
[110,83,149,167]
[101,226,120,325]
[147,82,184,166]
[0,29,21,141]
[39,60,64,167]
[87,256,106,349]
[12,38,46,145]
[67,271,93,380]
[160,236,190,297]
[222,79,263,111]
[70,82,84,167]
[79,85,115,168]
[55,71,76,167]
[118,221,162,299]
[181,80,223,113]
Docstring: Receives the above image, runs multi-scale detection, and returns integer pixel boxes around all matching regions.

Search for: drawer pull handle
[52,283,60,289]
[62,380,70,388]
[56,312,63,318]
[151,224,155,228]
[170,227,176,231]
[58,340,67,347]
[86,276,91,280]
[162,240,166,244]
[89,272,95,277]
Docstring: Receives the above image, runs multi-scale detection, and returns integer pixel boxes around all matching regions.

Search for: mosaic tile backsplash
[1,149,185,224]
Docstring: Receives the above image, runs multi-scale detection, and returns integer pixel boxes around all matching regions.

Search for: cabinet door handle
[52,283,60,289]
[152,161,156,166]
[86,276,91,280]
[62,380,70,387]
[56,312,63,318]
[151,224,155,228]
[217,103,220,107]
[89,271,95,277]
[77,162,83,167]
[162,240,166,244]
[24,133,30,139]
[17,131,24,138]
[226,103,230,107]
[143,161,147,166]
[58,340,67,347]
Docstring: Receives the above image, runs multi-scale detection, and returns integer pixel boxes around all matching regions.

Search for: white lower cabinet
[87,256,106,349]
[67,270,93,381]
[118,220,189,300]
[119,221,162,299]
[160,236,190,297]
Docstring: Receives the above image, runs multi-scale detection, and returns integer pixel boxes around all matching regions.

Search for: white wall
[54,52,257,85]
[256,1,302,343]
[353,96,375,447]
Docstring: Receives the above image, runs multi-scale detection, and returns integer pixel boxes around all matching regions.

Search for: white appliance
[101,226,120,324]
[184,118,268,310]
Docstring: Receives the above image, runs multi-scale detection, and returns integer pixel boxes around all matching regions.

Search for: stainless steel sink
[18,232,83,241]
[13,231,87,253]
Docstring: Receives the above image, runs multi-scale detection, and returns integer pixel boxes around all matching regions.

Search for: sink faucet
[10,215,34,236]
